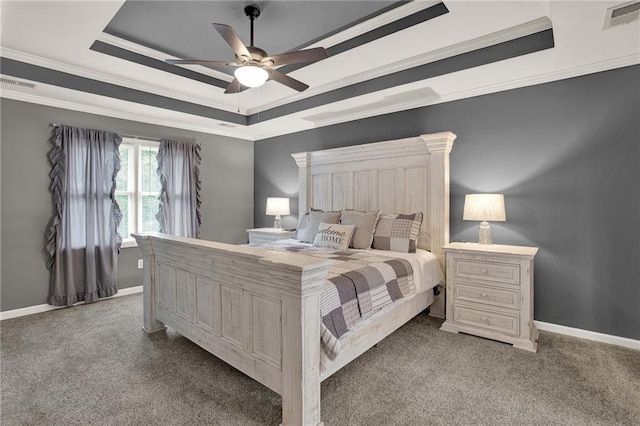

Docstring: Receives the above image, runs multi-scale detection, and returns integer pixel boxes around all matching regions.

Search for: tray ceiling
[0,1,638,141]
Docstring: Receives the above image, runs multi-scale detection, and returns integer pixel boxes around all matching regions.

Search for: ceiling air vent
[0,77,37,89]
[603,1,640,29]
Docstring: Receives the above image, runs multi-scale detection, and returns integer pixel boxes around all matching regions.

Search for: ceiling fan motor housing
[244,4,261,19]
[243,46,268,63]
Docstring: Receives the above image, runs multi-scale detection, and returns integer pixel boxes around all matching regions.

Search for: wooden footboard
[133,233,332,426]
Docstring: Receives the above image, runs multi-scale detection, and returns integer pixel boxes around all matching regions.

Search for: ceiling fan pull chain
[258,85,261,122]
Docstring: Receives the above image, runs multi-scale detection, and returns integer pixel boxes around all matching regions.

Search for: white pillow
[312,223,355,251]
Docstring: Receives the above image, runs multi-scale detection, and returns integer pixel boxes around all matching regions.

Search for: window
[115,139,161,247]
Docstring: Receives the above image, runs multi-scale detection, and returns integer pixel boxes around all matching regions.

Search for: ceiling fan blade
[166,59,238,67]
[212,23,252,60]
[263,47,328,66]
[224,78,250,94]
[268,69,309,92]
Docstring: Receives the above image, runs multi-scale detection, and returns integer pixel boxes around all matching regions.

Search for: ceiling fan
[166,4,328,94]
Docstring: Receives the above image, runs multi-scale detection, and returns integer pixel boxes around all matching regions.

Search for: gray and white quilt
[261,241,415,358]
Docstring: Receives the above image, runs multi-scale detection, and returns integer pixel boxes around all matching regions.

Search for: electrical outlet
[137,259,143,269]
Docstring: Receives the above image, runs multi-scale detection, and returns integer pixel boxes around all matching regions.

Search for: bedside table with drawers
[246,228,295,245]
[440,242,539,352]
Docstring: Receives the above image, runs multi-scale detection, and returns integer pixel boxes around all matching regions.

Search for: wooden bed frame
[133,131,456,426]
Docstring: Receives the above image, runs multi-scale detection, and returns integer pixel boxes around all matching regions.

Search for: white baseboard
[535,321,640,351]
[0,286,143,321]
[2,294,638,352]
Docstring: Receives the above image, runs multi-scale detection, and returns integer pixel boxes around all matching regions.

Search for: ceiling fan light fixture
[234,65,268,88]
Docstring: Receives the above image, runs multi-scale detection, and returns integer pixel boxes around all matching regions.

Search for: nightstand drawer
[454,259,520,285]
[454,281,520,310]
[453,304,520,336]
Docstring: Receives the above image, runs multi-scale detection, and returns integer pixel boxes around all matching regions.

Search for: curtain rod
[50,123,163,142]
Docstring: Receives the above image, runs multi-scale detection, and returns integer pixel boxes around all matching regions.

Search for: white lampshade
[266,197,290,216]
[234,65,269,88]
[463,194,506,244]
[463,194,506,222]
[266,197,290,230]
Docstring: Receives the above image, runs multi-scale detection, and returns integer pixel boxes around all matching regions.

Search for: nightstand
[440,242,539,352]
[246,228,295,245]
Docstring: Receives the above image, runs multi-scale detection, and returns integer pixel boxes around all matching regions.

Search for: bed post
[133,234,166,334]
[422,132,456,318]
[279,262,330,426]
[291,152,311,219]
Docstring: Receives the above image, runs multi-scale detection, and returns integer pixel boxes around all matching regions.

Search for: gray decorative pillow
[312,223,355,251]
[298,210,341,243]
[295,208,321,240]
[372,212,423,253]
[295,212,311,240]
[340,209,380,249]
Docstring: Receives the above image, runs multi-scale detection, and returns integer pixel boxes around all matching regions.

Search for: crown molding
[0,46,238,113]
[246,17,553,115]
[0,85,254,141]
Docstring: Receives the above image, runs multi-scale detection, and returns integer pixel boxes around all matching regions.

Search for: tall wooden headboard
[291,131,456,267]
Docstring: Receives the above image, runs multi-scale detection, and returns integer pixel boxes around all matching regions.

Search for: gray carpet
[1,294,638,426]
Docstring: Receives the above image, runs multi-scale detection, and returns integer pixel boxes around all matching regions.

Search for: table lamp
[266,197,290,230]
[463,194,506,244]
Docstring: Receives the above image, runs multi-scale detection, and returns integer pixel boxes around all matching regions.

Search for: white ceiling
[1,1,638,141]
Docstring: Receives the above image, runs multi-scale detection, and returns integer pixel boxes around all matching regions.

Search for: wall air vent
[0,77,38,89]
[603,1,640,29]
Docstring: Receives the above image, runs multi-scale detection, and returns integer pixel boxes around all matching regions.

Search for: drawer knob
[481,292,488,298]
[481,316,489,323]
[481,269,488,274]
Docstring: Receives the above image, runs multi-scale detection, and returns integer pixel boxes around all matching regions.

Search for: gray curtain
[46,125,122,306]
[156,139,201,238]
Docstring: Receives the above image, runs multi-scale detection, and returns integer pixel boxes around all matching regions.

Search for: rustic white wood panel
[377,169,396,214]
[331,172,352,211]
[157,263,176,311]
[353,172,371,211]
[176,269,193,321]
[312,174,330,211]
[195,276,219,334]
[251,295,282,368]
[221,285,245,348]
[404,168,426,213]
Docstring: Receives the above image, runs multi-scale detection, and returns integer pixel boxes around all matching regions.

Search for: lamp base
[478,221,492,244]
[273,215,282,230]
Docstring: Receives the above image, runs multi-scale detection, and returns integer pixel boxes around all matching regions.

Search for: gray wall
[1,99,254,311]
[254,65,640,340]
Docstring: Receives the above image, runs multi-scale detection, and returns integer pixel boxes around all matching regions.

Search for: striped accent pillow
[372,212,423,253]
